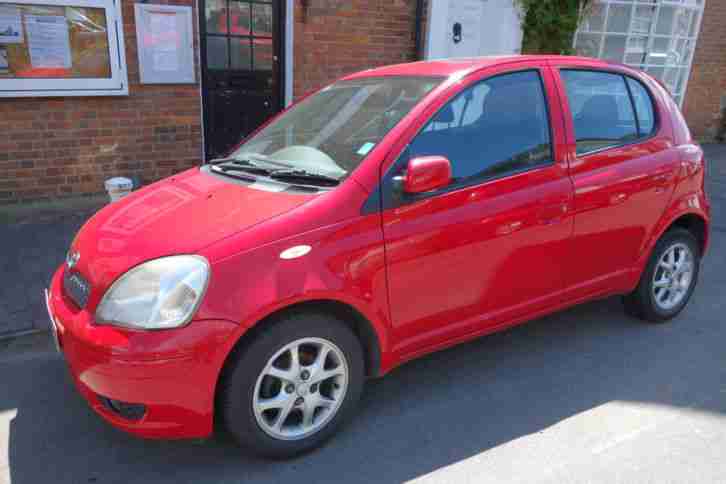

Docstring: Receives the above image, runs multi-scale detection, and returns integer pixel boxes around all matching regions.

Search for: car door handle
[538,202,569,225]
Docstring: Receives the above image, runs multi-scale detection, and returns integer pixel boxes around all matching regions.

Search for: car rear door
[380,63,574,358]
[550,63,680,298]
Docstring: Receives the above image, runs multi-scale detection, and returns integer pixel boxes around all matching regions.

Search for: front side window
[561,70,639,154]
[228,76,442,180]
[408,70,552,185]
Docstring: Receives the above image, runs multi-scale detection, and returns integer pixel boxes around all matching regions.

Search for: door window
[409,70,552,186]
[204,0,274,71]
[561,70,640,154]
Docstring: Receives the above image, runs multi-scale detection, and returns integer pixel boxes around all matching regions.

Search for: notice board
[134,4,195,84]
[0,0,128,97]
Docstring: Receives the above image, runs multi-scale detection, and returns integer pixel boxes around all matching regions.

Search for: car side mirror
[397,156,452,195]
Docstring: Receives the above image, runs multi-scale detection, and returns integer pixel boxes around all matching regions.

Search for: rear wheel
[220,312,364,458]
[623,228,700,322]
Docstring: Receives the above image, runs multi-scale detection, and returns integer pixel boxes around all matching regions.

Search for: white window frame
[574,0,706,107]
[0,0,128,97]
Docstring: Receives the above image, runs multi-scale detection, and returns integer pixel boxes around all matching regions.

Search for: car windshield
[225,76,443,181]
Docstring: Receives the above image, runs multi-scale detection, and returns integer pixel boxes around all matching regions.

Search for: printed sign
[0,46,8,73]
[149,12,179,72]
[0,5,23,44]
[25,15,72,68]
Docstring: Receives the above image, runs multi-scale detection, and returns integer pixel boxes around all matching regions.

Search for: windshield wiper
[268,169,341,186]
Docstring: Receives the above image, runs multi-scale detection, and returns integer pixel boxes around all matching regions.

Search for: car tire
[219,311,365,458]
[623,228,701,323]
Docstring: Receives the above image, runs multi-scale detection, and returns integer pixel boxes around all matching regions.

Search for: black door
[200,0,285,159]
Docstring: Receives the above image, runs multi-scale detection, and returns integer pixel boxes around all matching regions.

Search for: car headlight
[96,255,210,330]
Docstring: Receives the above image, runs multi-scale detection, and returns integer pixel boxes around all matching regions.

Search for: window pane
[632,5,657,35]
[606,4,632,33]
[205,0,227,34]
[229,1,251,35]
[602,35,626,62]
[626,78,655,136]
[648,37,671,65]
[674,8,692,38]
[561,70,638,154]
[253,38,273,71]
[582,2,607,32]
[575,33,602,58]
[624,36,648,64]
[252,3,273,36]
[656,6,675,35]
[231,38,251,70]
[206,36,228,69]
[411,71,552,183]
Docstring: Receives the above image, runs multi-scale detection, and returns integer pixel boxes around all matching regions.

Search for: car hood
[70,168,317,295]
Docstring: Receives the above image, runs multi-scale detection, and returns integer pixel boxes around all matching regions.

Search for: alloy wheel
[651,242,695,311]
[252,337,349,441]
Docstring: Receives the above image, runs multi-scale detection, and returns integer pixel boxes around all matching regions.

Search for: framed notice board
[0,0,128,97]
[134,4,195,84]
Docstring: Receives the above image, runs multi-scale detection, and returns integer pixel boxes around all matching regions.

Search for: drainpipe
[414,0,425,60]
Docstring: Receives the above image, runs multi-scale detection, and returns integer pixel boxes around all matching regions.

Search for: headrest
[579,95,619,122]
[482,83,541,125]
[435,103,455,124]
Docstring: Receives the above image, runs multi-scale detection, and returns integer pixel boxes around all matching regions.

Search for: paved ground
[0,145,725,483]
[0,196,105,336]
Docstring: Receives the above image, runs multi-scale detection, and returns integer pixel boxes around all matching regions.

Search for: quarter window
[561,70,639,155]
[626,77,656,137]
[409,70,552,185]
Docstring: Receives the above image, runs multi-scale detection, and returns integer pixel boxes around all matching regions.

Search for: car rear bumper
[47,266,238,439]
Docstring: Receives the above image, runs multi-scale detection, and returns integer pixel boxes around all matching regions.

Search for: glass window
[561,70,638,154]
[230,77,443,178]
[230,38,251,70]
[606,3,632,33]
[410,71,552,184]
[626,77,656,136]
[206,36,228,69]
[574,1,705,108]
[205,0,227,34]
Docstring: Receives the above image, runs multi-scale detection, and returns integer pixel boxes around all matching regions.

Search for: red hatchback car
[47,56,709,457]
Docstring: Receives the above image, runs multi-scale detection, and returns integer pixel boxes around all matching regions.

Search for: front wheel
[219,313,365,458]
[623,228,701,322]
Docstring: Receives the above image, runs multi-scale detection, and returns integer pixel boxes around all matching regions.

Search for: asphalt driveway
[1,145,725,484]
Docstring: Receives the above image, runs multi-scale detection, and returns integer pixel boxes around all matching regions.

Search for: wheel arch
[667,213,708,255]
[212,298,385,431]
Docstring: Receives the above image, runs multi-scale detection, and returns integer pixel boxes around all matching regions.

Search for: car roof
[342,55,619,80]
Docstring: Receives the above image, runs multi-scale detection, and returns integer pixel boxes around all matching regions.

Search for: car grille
[63,269,91,309]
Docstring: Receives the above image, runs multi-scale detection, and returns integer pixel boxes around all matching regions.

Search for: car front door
[381,65,574,359]
[551,66,680,298]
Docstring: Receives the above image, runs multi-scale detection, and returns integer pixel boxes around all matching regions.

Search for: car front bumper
[47,266,238,439]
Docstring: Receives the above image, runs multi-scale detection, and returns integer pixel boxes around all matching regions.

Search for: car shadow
[4,266,726,484]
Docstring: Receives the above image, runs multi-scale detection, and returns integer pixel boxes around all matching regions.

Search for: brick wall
[682,0,726,141]
[292,0,418,98]
[0,0,203,205]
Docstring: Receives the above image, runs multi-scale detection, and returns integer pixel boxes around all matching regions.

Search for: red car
[47,56,710,457]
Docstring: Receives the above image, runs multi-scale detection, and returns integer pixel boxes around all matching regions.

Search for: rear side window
[410,70,552,185]
[561,70,639,154]
[626,77,656,137]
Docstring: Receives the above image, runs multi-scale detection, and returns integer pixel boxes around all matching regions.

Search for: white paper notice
[25,15,72,69]
[150,13,178,72]
[0,6,23,44]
